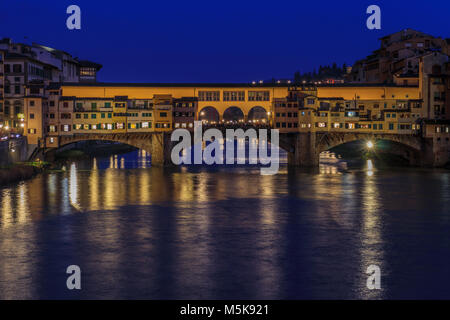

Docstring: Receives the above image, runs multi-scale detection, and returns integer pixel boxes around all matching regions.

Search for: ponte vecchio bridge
[26,83,450,167]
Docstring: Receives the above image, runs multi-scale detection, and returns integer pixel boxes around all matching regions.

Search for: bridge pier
[287,133,319,167]
[149,133,173,166]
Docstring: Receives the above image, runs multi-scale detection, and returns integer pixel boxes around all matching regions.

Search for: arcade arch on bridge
[198,106,220,124]
[222,106,245,124]
[248,106,268,124]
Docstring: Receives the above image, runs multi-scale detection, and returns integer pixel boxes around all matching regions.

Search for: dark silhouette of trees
[293,63,346,84]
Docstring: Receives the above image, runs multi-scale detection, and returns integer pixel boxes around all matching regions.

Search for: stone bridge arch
[316,132,426,166]
[42,132,172,165]
[287,132,429,167]
[316,132,423,154]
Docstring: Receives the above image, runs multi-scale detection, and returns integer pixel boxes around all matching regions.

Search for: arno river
[0,149,450,299]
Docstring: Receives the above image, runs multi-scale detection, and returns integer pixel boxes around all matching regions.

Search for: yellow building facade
[299,85,422,135]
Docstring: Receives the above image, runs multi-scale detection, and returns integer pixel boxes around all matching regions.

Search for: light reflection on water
[0,150,450,299]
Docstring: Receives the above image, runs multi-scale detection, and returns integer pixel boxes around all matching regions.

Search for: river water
[0,149,450,299]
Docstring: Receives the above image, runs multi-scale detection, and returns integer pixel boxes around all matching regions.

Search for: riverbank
[0,162,47,186]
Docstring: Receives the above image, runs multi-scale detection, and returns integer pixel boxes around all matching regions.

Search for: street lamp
[366,141,374,149]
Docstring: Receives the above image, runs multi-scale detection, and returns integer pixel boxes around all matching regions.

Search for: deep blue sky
[1,0,448,83]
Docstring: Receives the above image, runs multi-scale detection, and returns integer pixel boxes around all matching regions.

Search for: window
[63,102,69,108]
[91,114,96,119]
[223,91,245,101]
[13,64,22,73]
[84,114,89,119]
[248,91,270,101]
[389,123,394,130]
[76,114,81,119]
[30,101,35,107]
[49,101,54,107]
[30,113,35,119]
[198,91,220,101]
[30,87,40,94]
[160,112,167,117]
[15,86,20,94]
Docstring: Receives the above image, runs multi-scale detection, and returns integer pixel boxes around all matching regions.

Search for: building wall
[61,85,290,117]
[0,51,4,127]
[23,97,44,146]
[419,52,449,119]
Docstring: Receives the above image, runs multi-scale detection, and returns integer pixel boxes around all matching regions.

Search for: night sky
[1,0,448,83]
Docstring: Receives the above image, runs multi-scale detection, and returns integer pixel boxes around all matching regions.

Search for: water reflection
[0,150,450,299]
